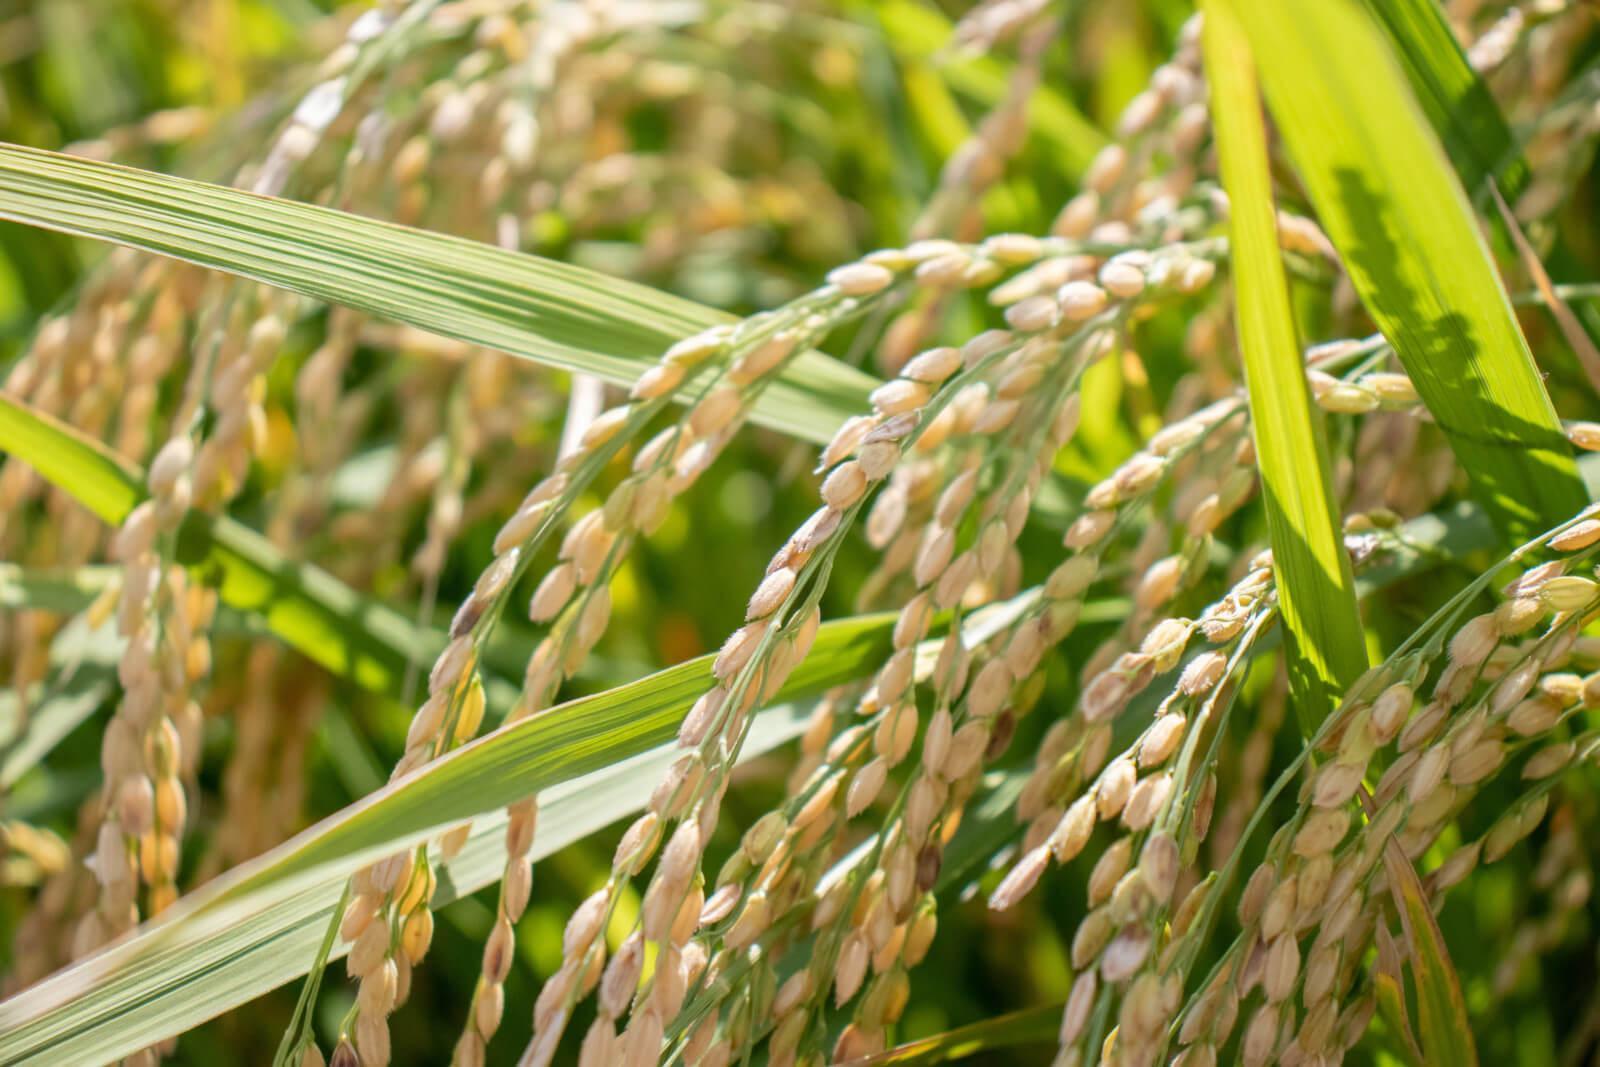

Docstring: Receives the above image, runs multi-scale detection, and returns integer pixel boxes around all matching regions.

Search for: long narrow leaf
[1381,838,1480,1066]
[1365,0,1600,390]
[0,606,120,789]
[0,609,897,1064]
[1,674,112,791]
[1204,0,1368,729]
[1373,921,1429,1066]
[0,564,119,616]
[0,394,434,696]
[0,395,139,525]
[0,708,809,1066]
[1358,0,1525,196]
[1230,0,1589,537]
[844,1005,1058,1065]
[0,143,877,445]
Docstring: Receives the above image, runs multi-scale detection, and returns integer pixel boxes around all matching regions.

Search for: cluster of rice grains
[0,1,557,1002]
[498,222,1233,1067]
[0,0,947,1056]
[422,41,1211,1067]
[480,12,1600,1067]
[304,11,1254,1064]
[7,2,1600,1067]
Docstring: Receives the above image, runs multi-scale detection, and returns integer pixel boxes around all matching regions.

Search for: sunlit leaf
[1363,0,1600,387]
[1358,0,1525,196]
[0,393,436,697]
[1203,0,1368,729]
[0,610,897,1064]
[0,143,878,445]
[1230,0,1589,537]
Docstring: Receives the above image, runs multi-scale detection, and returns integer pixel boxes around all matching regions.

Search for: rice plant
[2,0,1600,1064]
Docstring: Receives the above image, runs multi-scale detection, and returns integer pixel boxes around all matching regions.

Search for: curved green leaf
[1363,0,1600,392]
[0,609,897,1065]
[1358,0,1525,197]
[0,394,139,525]
[844,1005,1058,1065]
[0,564,120,616]
[1373,921,1428,1066]
[1382,838,1480,1067]
[0,393,434,696]
[1,673,112,791]
[0,142,878,445]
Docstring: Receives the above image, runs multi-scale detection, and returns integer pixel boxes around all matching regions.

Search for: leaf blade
[1362,0,1600,390]
[842,1005,1058,1065]
[1203,0,1369,729]
[1381,838,1480,1066]
[0,611,897,1064]
[0,393,436,696]
[0,142,878,445]
[0,393,140,525]
[1231,0,1589,537]
[1358,0,1526,197]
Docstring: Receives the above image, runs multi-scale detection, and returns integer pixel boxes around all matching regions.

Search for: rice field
[2,1,1600,1065]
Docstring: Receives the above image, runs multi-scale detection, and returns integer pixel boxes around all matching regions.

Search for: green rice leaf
[1373,921,1428,1066]
[0,712,805,1065]
[0,143,878,445]
[0,602,120,790]
[0,392,140,525]
[1203,0,1368,729]
[1,672,112,791]
[1362,0,1600,387]
[0,393,433,696]
[1358,0,1525,197]
[1229,0,1589,538]
[0,610,897,1065]
[1382,837,1480,1066]
[0,564,119,616]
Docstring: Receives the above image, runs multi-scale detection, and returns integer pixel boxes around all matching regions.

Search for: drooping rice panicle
[581,223,1235,1066]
